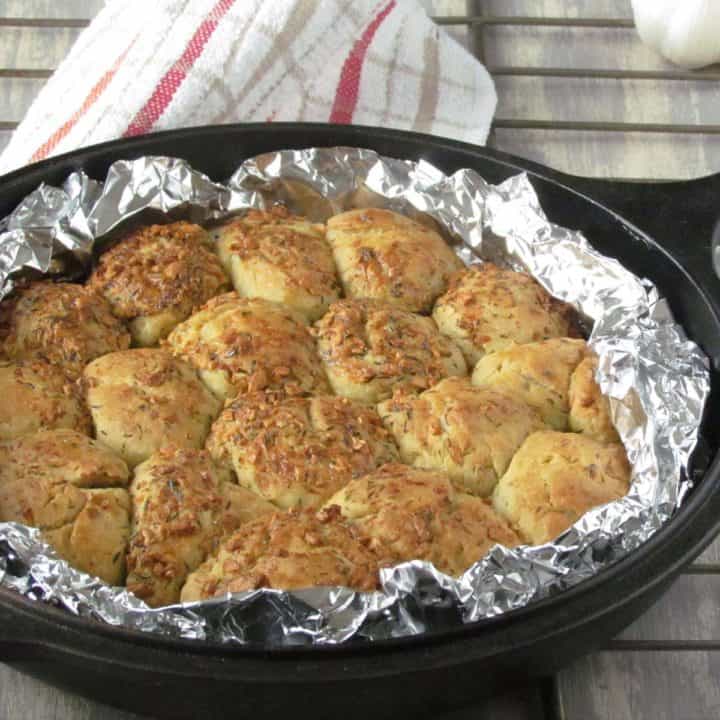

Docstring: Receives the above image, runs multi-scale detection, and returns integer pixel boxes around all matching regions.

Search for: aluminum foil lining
[0,148,710,646]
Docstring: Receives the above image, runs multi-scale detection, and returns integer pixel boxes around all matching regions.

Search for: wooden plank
[0,27,82,70]
[479,0,632,18]
[0,77,45,122]
[496,76,720,124]
[0,130,13,156]
[483,26,682,71]
[616,575,720,642]
[493,128,720,178]
[559,651,720,720]
[0,1,103,20]
[696,535,720,564]
[0,665,142,720]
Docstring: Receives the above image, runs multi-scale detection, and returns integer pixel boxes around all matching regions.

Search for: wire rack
[431,1,720,180]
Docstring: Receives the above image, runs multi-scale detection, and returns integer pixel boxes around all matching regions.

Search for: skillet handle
[552,172,720,294]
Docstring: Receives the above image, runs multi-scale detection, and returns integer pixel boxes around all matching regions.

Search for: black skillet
[0,123,719,720]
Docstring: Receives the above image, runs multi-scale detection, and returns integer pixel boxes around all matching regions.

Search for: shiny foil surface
[0,148,710,645]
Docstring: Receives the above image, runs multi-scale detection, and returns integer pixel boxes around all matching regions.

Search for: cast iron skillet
[1,123,720,719]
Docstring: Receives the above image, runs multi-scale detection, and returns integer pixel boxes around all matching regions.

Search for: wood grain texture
[616,575,720,642]
[0,665,142,720]
[559,651,720,720]
[0,27,82,69]
[0,0,102,19]
[475,0,720,178]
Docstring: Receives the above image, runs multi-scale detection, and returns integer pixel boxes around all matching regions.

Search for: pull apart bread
[433,263,578,366]
[83,348,221,468]
[314,298,467,403]
[165,293,330,401]
[320,464,521,577]
[0,358,91,441]
[0,203,632,606]
[206,393,399,509]
[326,208,463,313]
[210,206,340,322]
[0,281,130,375]
[126,446,273,607]
[87,222,229,346]
[0,429,130,584]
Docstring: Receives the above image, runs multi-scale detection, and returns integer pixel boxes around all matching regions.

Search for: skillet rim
[0,122,718,667]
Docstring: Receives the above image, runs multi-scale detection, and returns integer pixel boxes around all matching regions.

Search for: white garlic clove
[631,0,720,70]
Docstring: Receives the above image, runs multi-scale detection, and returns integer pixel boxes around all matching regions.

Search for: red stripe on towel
[124,0,236,137]
[329,0,396,124]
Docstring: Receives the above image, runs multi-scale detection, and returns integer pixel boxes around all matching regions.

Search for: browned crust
[327,208,463,312]
[321,463,521,576]
[206,393,399,508]
[126,445,273,607]
[180,509,381,601]
[0,358,92,440]
[314,298,467,401]
[433,264,581,364]
[165,293,330,399]
[0,281,130,374]
[87,222,228,321]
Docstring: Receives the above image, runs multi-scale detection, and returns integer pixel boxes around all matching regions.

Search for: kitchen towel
[0,0,497,174]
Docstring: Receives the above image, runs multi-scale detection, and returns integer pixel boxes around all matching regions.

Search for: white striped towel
[0,0,497,174]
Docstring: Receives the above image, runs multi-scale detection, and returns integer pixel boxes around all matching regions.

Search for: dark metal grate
[431,5,720,140]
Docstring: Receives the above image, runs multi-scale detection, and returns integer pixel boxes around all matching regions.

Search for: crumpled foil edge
[0,147,710,646]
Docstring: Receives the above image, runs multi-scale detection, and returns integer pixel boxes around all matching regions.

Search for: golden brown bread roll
[87,222,229,346]
[568,356,621,444]
[0,281,130,375]
[314,299,467,403]
[180,510,380,601]
[126,446,274,607]
[83,349,221,467]
[492,431,631,544]
[165,293,330,400]
[471,338,589,429]
[0,359,91,440]
[378,377,545,497]
[206,393,399,509]
[432,263,578,366]
[326,208,463,312]
[210,207,340,322]
[321,463,521,576]
[0,429,130,584]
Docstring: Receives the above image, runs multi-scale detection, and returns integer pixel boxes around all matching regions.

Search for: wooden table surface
[1,1,719,718]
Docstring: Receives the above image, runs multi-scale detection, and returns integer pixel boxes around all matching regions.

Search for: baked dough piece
[433,264,578,365]
[0,359,91,440]
[378,377,545,497]
[206,394,399,509]
[0,429,130,584]
[87,222,229,346]
[315,299,467,403]
[83,349,221,467]
[165,293,330,400]
[321,464,521,576]
[492,431,631,544]
[471,338,589,429]
[126,446,274,607]
[568,356,620,444]
[0,281,130,375]
[326,208,463,312]
[180,510,380,601]
[210,207,340,322]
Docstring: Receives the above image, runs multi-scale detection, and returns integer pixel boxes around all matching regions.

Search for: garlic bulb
[631,0,720,69]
